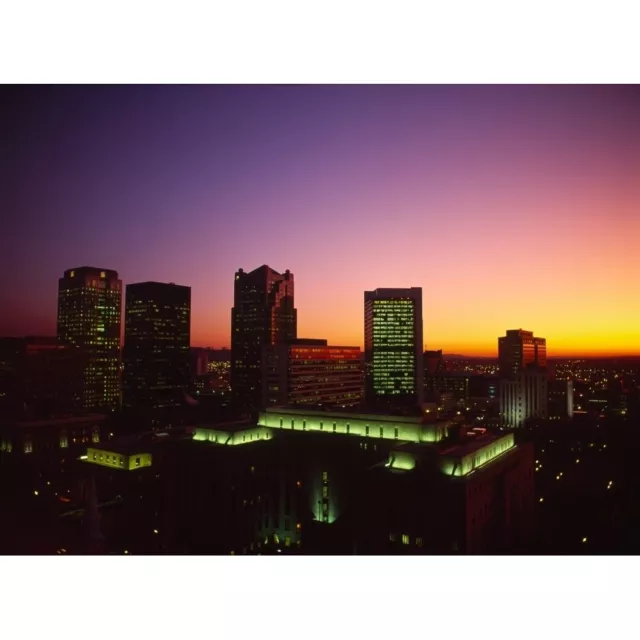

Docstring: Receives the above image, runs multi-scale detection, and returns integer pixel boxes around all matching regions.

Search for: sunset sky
[2,85,639,356]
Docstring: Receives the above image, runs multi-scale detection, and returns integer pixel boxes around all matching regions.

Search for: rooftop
[438,430,510,459]
[265,406,427,424]
[6,414,107,429]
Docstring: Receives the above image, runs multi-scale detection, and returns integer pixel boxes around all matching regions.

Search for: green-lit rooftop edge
[190,408,516,478]
[84,447,153,471]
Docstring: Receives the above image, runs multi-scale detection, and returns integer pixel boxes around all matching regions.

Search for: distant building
[262,339,363,408]
[0,413,105,458]
[500,368,548,427]
[498,329,547,379]
[424,349,444,376]
[231,266,296,412]
[468,375,499,401]
[123,282,191,412]
[190,347,210,377]
[548,379,574,421]
[364,288,423,410]
[57,267,122,412]
[425,371,471,404]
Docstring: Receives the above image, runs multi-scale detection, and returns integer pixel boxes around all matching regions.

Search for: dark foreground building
[0,336,85,419]
[49,406,533,555]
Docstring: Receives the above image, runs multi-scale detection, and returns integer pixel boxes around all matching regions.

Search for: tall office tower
[500,368,548,427]
[123,282,191,412]
[498,329,547,379]
[57,267,122,412]
[364,288,424,409]
[231,265,296,411]
[263,339,363,408]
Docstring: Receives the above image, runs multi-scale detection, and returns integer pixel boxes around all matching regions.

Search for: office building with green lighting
[57,267,122,412]
[364,287,424,410]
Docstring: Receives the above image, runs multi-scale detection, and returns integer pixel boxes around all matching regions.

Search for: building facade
[123,282,191,412]
[57,267,122,412]
[364,288,423,409]
[500,368,548,427]
[498,329,547,379]
[231,266,296,412]
[548,379,574,421]
[262,339,363,408]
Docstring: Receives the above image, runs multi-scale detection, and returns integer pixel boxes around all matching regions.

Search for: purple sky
[2,85,639,355]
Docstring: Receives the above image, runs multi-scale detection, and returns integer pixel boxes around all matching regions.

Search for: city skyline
[3,85,640,357]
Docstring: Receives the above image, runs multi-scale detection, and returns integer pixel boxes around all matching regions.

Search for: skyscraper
[498,329,547,379]
[364,287,423,409]
[123,282,191,412]
[57,267,122,412]
[231,265,296,411]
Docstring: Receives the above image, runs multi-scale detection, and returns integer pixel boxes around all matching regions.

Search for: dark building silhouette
[425,371,471,405]
[123,282,191,412]
[424,349,444,377]
[231,266,296,412]
[498,329,547,379]
[0,336,84,418]
[57,267,122,412]
[262,339,363,408]
[548,379,574,421]
[364,288,423,410]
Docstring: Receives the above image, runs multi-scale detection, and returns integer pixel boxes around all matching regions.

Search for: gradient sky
[2,85,639,356]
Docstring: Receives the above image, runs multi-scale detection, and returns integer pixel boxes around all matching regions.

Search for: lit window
[402,534,410,545]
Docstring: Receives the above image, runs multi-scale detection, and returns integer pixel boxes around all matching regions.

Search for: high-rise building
[123,282,191,412]
[364,287,423,409]
[500,368,548,427]
[57,267,122,412]
[263,339,363,408]
[231,266,296,412]
[498,329,547,379]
